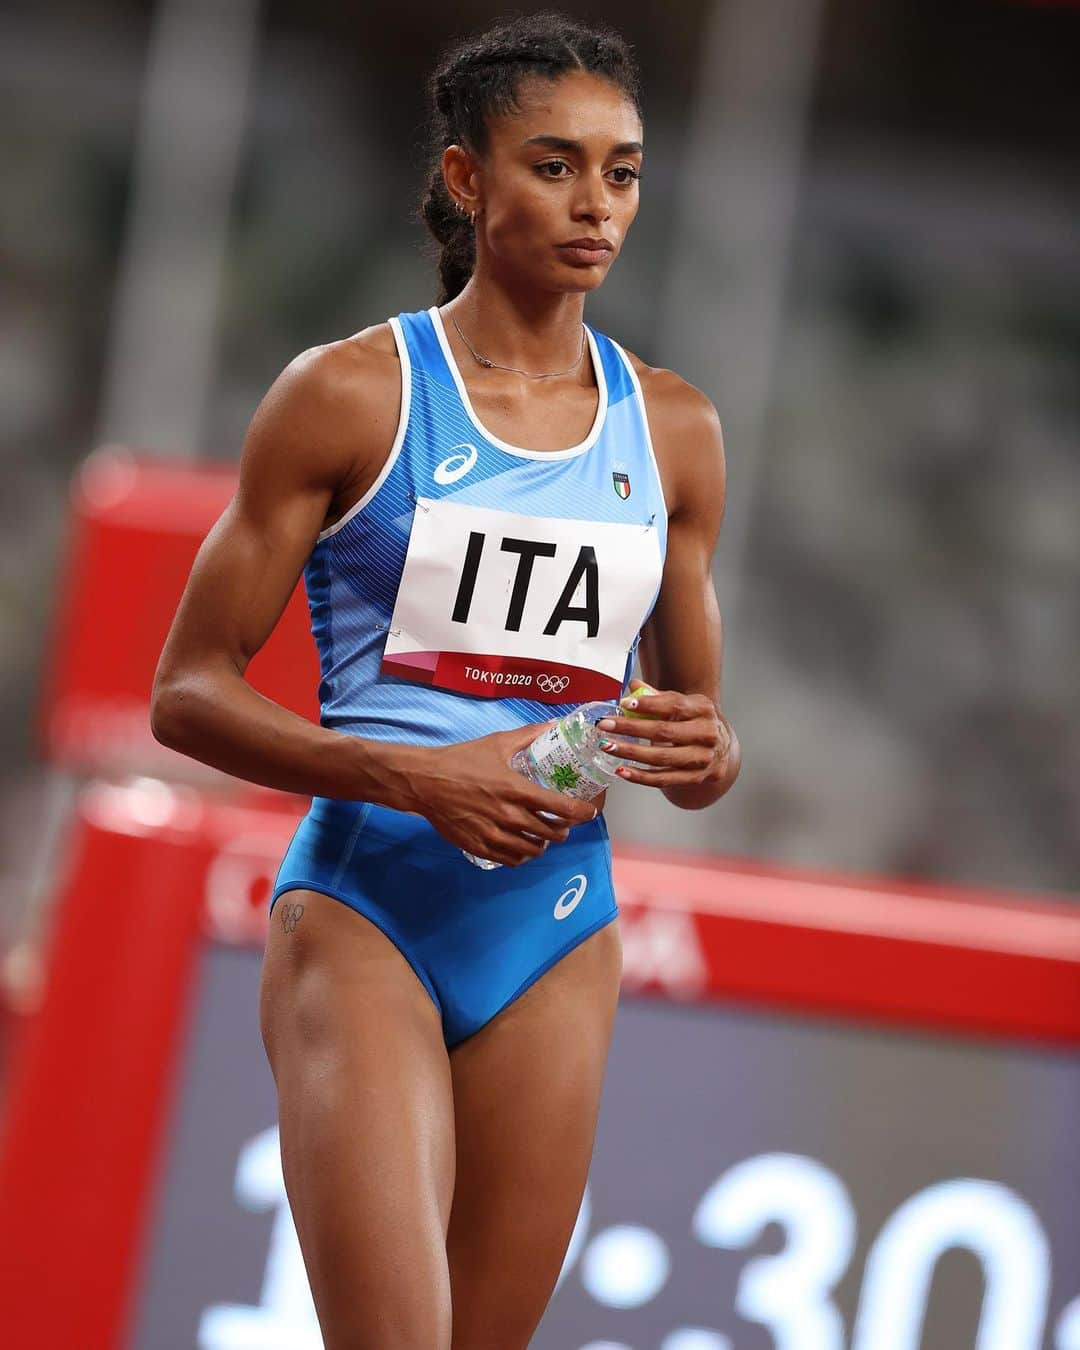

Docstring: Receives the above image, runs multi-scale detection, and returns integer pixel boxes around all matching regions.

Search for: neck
[444,275,587,376]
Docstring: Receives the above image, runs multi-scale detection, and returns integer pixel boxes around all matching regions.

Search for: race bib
[381,497,662,703]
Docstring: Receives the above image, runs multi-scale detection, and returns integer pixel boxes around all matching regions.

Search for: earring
[469,209,477,227]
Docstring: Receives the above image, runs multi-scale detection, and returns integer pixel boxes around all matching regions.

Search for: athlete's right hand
[413,721,600,867]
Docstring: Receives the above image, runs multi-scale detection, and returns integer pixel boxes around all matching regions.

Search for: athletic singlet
[303,306,668,747]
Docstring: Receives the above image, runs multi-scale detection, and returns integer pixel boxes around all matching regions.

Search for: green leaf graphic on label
[551,762,581,792]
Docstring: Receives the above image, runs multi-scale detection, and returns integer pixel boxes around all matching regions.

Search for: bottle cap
[620,682,660,718]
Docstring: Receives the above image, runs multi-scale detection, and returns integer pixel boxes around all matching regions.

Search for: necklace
[447,309,586,380]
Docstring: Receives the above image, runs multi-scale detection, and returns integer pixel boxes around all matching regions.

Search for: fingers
[466,795,591,867]
[619,686,690,717]
[597,701,729,786]
[600,714,724,758]
[477,832,550,867]
[520,784,599,826]
[600,762,715,789]
[472,812,578,866]
[600,713,713,745]
[518,811,573,845]
[604,738,716,771]
[618,687,715,719]
[496,795,593,862]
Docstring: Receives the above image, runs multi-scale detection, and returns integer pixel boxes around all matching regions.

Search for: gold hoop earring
[470,209,477,227]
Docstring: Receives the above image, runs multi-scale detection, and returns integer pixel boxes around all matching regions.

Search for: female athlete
[152,12,739,1348]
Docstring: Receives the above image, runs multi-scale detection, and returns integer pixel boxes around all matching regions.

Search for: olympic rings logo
[537,673,570,694]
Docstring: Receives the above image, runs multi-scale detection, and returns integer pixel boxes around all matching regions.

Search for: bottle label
[529,722,608,801]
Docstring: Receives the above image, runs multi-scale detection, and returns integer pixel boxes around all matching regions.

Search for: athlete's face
[472,70,643,293]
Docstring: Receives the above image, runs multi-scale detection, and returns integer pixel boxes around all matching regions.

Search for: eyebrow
[523,135,644,155]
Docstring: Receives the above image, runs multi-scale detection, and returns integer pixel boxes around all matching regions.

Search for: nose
[570,170,612,227]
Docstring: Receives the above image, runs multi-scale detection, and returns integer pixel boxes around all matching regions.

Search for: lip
[557,238,614,265]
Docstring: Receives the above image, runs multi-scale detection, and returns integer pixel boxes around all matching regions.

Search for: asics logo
[434,442,478,485]
[537,673,570,694]
[554,873,588,921]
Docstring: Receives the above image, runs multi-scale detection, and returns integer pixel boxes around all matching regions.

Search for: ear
[442,144,482,215]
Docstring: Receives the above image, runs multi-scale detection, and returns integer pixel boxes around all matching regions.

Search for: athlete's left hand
[595,679,734,790]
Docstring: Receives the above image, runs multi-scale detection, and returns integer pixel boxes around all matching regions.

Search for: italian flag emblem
[612,470,631,500]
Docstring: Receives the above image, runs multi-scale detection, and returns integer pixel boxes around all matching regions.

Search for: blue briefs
[270,796,619,1048]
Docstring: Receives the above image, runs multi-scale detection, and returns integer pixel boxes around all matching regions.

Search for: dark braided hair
[420,12,643,304]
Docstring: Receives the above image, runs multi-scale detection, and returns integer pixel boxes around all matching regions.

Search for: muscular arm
[150,328,429,809]
[604,366,741,810]
[643,375,739,808]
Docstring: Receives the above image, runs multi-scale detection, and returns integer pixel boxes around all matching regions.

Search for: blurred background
[0,1,1077,1347]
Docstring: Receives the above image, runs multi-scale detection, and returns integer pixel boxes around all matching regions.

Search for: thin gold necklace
[447,309,586,380]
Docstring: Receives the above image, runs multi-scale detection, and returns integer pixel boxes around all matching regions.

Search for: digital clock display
[127,941,1080,1350]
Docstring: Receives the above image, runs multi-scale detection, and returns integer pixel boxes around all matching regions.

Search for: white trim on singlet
[608,335,670,538]
[427,305,607,460]
[317,316,412,541]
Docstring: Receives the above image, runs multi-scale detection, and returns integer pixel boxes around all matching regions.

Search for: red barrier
[0,787,209,1349]
[37,448,320,778]
[0,781,1077,1348]
[615,845,1080,1042]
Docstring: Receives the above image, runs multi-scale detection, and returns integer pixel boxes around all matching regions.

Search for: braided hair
[420,12,643,304]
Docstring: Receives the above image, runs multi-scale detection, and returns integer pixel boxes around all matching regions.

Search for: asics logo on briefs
[554,873,588,921]
[537,673,570,694]
[434,442,479,486]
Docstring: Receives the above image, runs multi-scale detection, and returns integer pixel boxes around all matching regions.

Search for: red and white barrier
[0,778,1076,1349]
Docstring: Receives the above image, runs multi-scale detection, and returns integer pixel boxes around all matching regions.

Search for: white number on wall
[851,1177,1050,1350]
[692,1152,855,1350]
[198,1126,322,1350]
[1056,1296,1080,1350]
[198,1132,1067,1350]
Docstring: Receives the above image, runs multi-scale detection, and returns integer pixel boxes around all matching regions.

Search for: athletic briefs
[272,798,617,1048]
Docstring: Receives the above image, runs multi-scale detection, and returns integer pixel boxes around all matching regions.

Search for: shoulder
[267,322,400,422]
[243,323,403,489]
[620,346,723,448]
[619,346,725,515]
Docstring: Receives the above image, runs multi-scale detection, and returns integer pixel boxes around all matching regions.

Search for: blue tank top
[303,306,668,748]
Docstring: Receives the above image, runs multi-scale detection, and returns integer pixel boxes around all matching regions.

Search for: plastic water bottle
[462,692,654,869]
